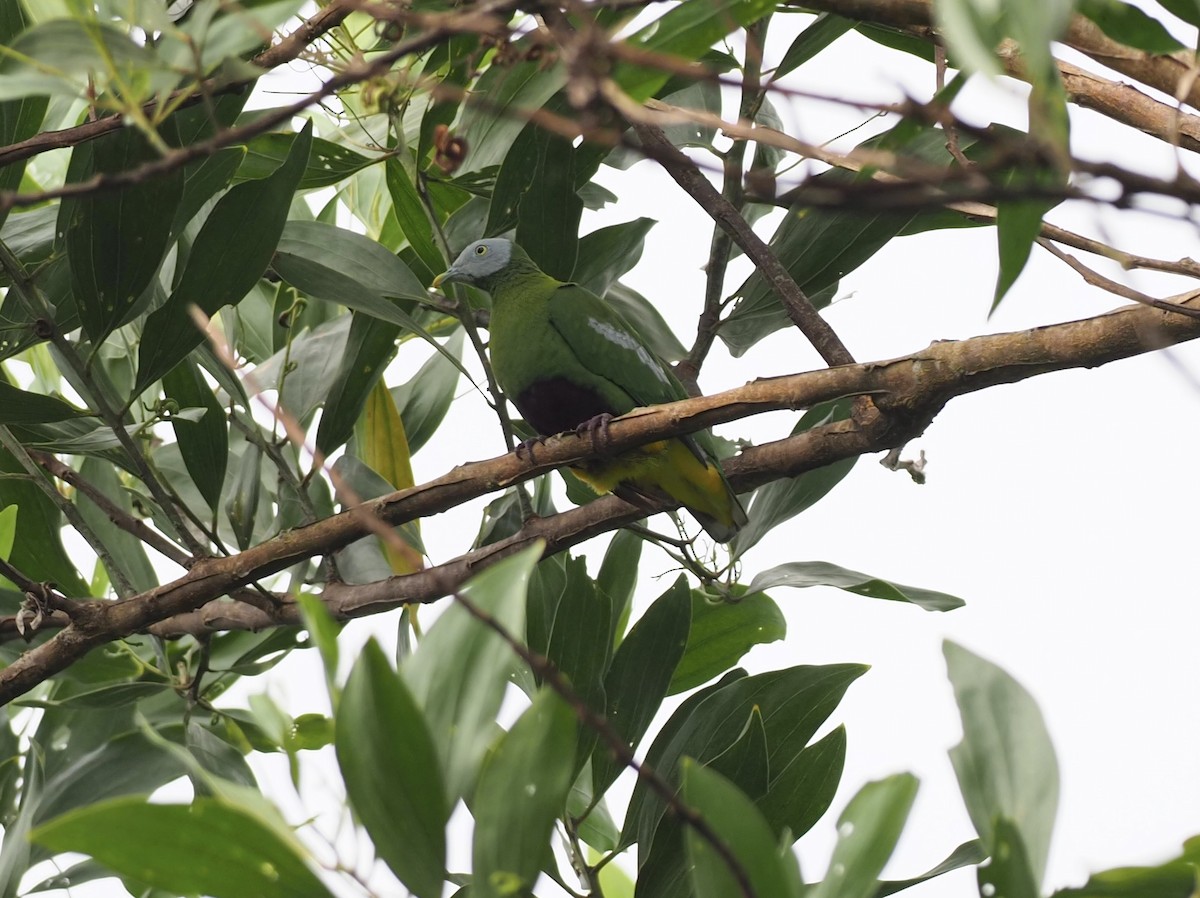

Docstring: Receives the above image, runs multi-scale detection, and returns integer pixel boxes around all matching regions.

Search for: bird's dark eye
[475,245,488,256]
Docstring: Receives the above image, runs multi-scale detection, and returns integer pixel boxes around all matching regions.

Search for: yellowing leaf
[359,378,422,575]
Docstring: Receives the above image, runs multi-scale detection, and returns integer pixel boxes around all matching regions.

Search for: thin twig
[0,426,137,598]
[631,122,857,368]
[31,452,193,568]
[0,559,36,595]
[677,17,769,393]
[1037,239,1200,319]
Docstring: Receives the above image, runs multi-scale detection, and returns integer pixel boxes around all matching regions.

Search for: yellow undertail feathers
[572,439,744,543]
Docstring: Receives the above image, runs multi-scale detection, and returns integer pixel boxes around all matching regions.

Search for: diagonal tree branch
[32,452,193,569]
[631,121,858,368]
[2,293,1199,704]
[792,0,1200,112]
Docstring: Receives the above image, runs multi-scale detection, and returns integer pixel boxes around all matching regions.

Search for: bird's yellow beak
[431,272,447,289]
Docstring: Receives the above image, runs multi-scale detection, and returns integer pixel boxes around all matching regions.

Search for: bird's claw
[515,435,548,464]
[576,412,615,453]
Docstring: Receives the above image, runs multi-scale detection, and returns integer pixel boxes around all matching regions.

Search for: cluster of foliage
[0,0,1196,896]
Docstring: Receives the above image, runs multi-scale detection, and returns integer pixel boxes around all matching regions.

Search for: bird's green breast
[489,278,631,435]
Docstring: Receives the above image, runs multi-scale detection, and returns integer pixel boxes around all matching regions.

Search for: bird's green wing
[545,283,687,410]
[547,283,728,465]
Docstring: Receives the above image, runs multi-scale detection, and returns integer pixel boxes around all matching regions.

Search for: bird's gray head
[433,238,513,289]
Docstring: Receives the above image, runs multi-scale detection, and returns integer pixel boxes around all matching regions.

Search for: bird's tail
[611,440,747,543]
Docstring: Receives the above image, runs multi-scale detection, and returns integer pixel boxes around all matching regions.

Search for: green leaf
[62,123,184,343]
[390,331,464,455]
[810,774,920,898]
[721,204,885,355]
[598,528,643,645]
[855,22,939,62]
[137,121,313,391]
[945,640,1059,885]
[572,218,656,297]
[472,689,577,898]
[614,0,774,101]
[636,706,772,898]
[26,681,168,710]
[207,628,306,680]
[668,586,786,695]
[1159,0,1200,28]
[758,725,847,841]
[31,796,334,898]
[224,438,262,551]
[233,132,375,189]
[185,719,256,788]
[932,0,1006,77]
[34,728,189,825]
[777,13,855,79]
[272,221,468,380]
[1076,0,1186,53]
[877,839,987,896]
[172,146,245,238]
[525,555,611,767]
[296,593,341,693]
[993,196,1053,309]
[176,0,306,72]
[745,562,965,612]
[608,77,725,171]
[0,504,15,566]
[0,19,168,102]
[456,52,566,175]
[592,577,691,796]
[626,664,866,856]
[403,542,538,802]
[162,358,227,513]
[723,126,976,356]
[74,457,157,593]
[337,640,446,898]
[514,127,582,280]
[291,714,333,752]
[707,705,770,798]
[733,399,857,556]
[568,762,620,852]
[385,156,443,283]
[315,312,400,456]
[1052,836,1200,898]
[0,449,89,596]
[683,760,802,898]
[751,96,787,175]
[0,1,46,231]
[979,817,1040,898]
[0,205,56,275]
[328,449,423,580]
[486,119,540,237]
[0,382,87,423]
[1008,0,1073,150]
[165,94,249,238]
[248,317,349,426]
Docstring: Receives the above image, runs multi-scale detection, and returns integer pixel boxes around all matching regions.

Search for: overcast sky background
[225,11,1200,898]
